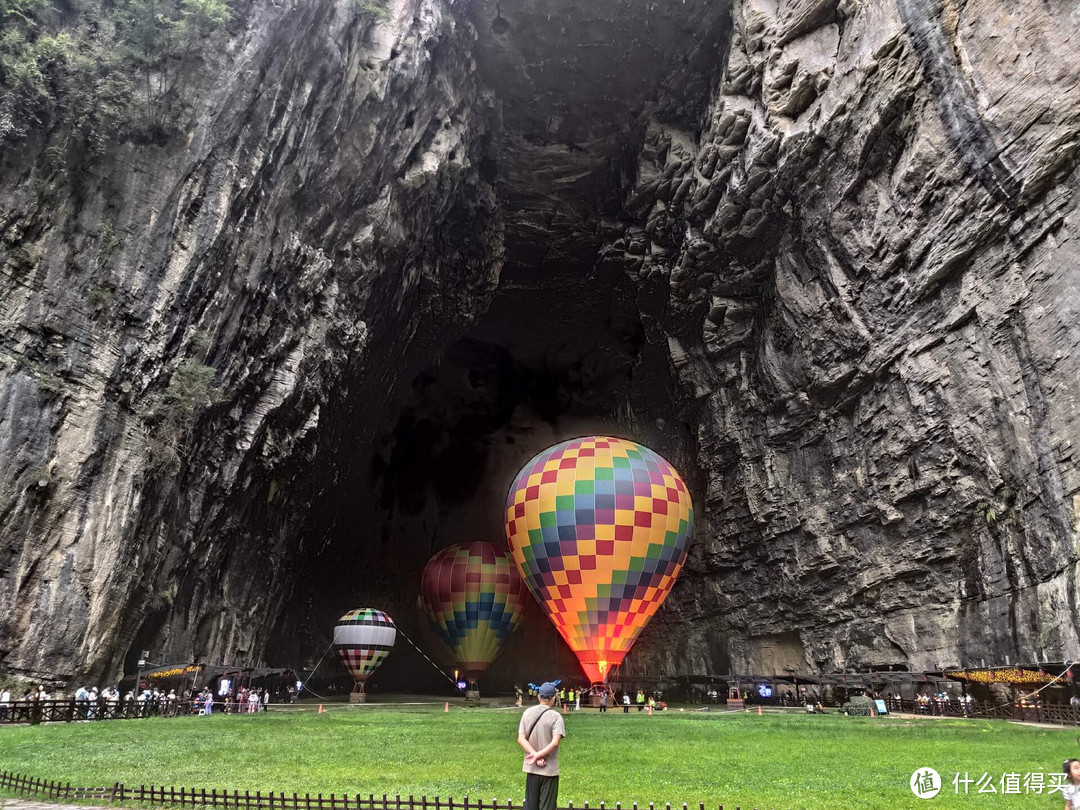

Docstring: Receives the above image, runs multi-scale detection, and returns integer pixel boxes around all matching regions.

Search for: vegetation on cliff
[0,0,231,154]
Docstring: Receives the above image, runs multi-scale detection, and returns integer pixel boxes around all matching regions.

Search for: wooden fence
[882,697,1080,724]
[0,771,758,810]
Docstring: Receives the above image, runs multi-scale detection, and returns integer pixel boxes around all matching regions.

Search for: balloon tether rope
[394,624,464,690]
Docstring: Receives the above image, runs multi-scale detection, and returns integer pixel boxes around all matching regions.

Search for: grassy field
[0,704,1075,809]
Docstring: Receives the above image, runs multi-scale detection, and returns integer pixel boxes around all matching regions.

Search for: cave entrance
[269,252,692,694]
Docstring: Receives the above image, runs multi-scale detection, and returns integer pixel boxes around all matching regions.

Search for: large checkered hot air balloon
[505,436,694,684]
[419,542,529,692]
[333,608,397,698]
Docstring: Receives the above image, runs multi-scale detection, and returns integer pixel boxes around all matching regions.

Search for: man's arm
[518,730,546,766]
[531,733,563,761]
[518,731,561,767]
[517,731,538,757]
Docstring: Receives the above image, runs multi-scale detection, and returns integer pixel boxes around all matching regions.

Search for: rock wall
[620,0,1080,677]
[1,0,1079,684]
[0,0,502,683]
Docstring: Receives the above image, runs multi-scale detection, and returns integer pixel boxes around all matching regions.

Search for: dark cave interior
[264,254,699,693]
[121,0,732,691]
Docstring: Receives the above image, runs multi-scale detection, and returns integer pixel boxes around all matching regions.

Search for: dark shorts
[524,773,558,810]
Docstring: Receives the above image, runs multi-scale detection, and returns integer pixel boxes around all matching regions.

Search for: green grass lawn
[0,705,1075,809]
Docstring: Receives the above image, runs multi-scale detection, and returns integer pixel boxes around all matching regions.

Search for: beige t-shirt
[518,704,566,776]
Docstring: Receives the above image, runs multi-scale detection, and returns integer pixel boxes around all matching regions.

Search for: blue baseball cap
[538,682,558,699]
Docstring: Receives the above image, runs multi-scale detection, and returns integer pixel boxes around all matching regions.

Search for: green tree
[115,0,230,131]
[0,0,231,149]
[0,0,47,24]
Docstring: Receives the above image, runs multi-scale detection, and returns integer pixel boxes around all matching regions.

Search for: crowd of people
[515,684,667,713]
[900,691,976,714]
[0,682,294,723]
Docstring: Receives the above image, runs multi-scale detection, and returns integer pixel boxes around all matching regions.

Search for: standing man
[517,682,566,810]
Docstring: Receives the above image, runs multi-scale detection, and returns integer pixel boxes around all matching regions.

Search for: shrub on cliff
[0,0,230,151]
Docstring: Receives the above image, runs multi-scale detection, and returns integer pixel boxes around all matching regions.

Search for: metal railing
[0,698,270,724]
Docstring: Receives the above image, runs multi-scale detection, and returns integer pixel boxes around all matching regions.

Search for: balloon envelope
[505,436,694,683]
[420,541,528,679]
[333,608,397,684]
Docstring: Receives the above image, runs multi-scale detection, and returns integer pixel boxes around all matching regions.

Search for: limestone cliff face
[622,0,1080,678]
[1,0,1078,684]
[0,0,501,682]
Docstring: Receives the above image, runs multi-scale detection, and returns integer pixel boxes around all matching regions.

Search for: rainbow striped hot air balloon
[333,608,397,699]
[505,436,693,684]
[419,542,528,692]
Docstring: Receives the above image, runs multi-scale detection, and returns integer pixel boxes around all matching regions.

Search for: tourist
[75,684,89,719]
[622,692,631,713]
[0,686,9,722]
[203,690,214,716]
[262,688,270,712]
[1061,759,1080,809]
[599,690,608,713]
[248,689,260,714]
[516,682,566,810]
